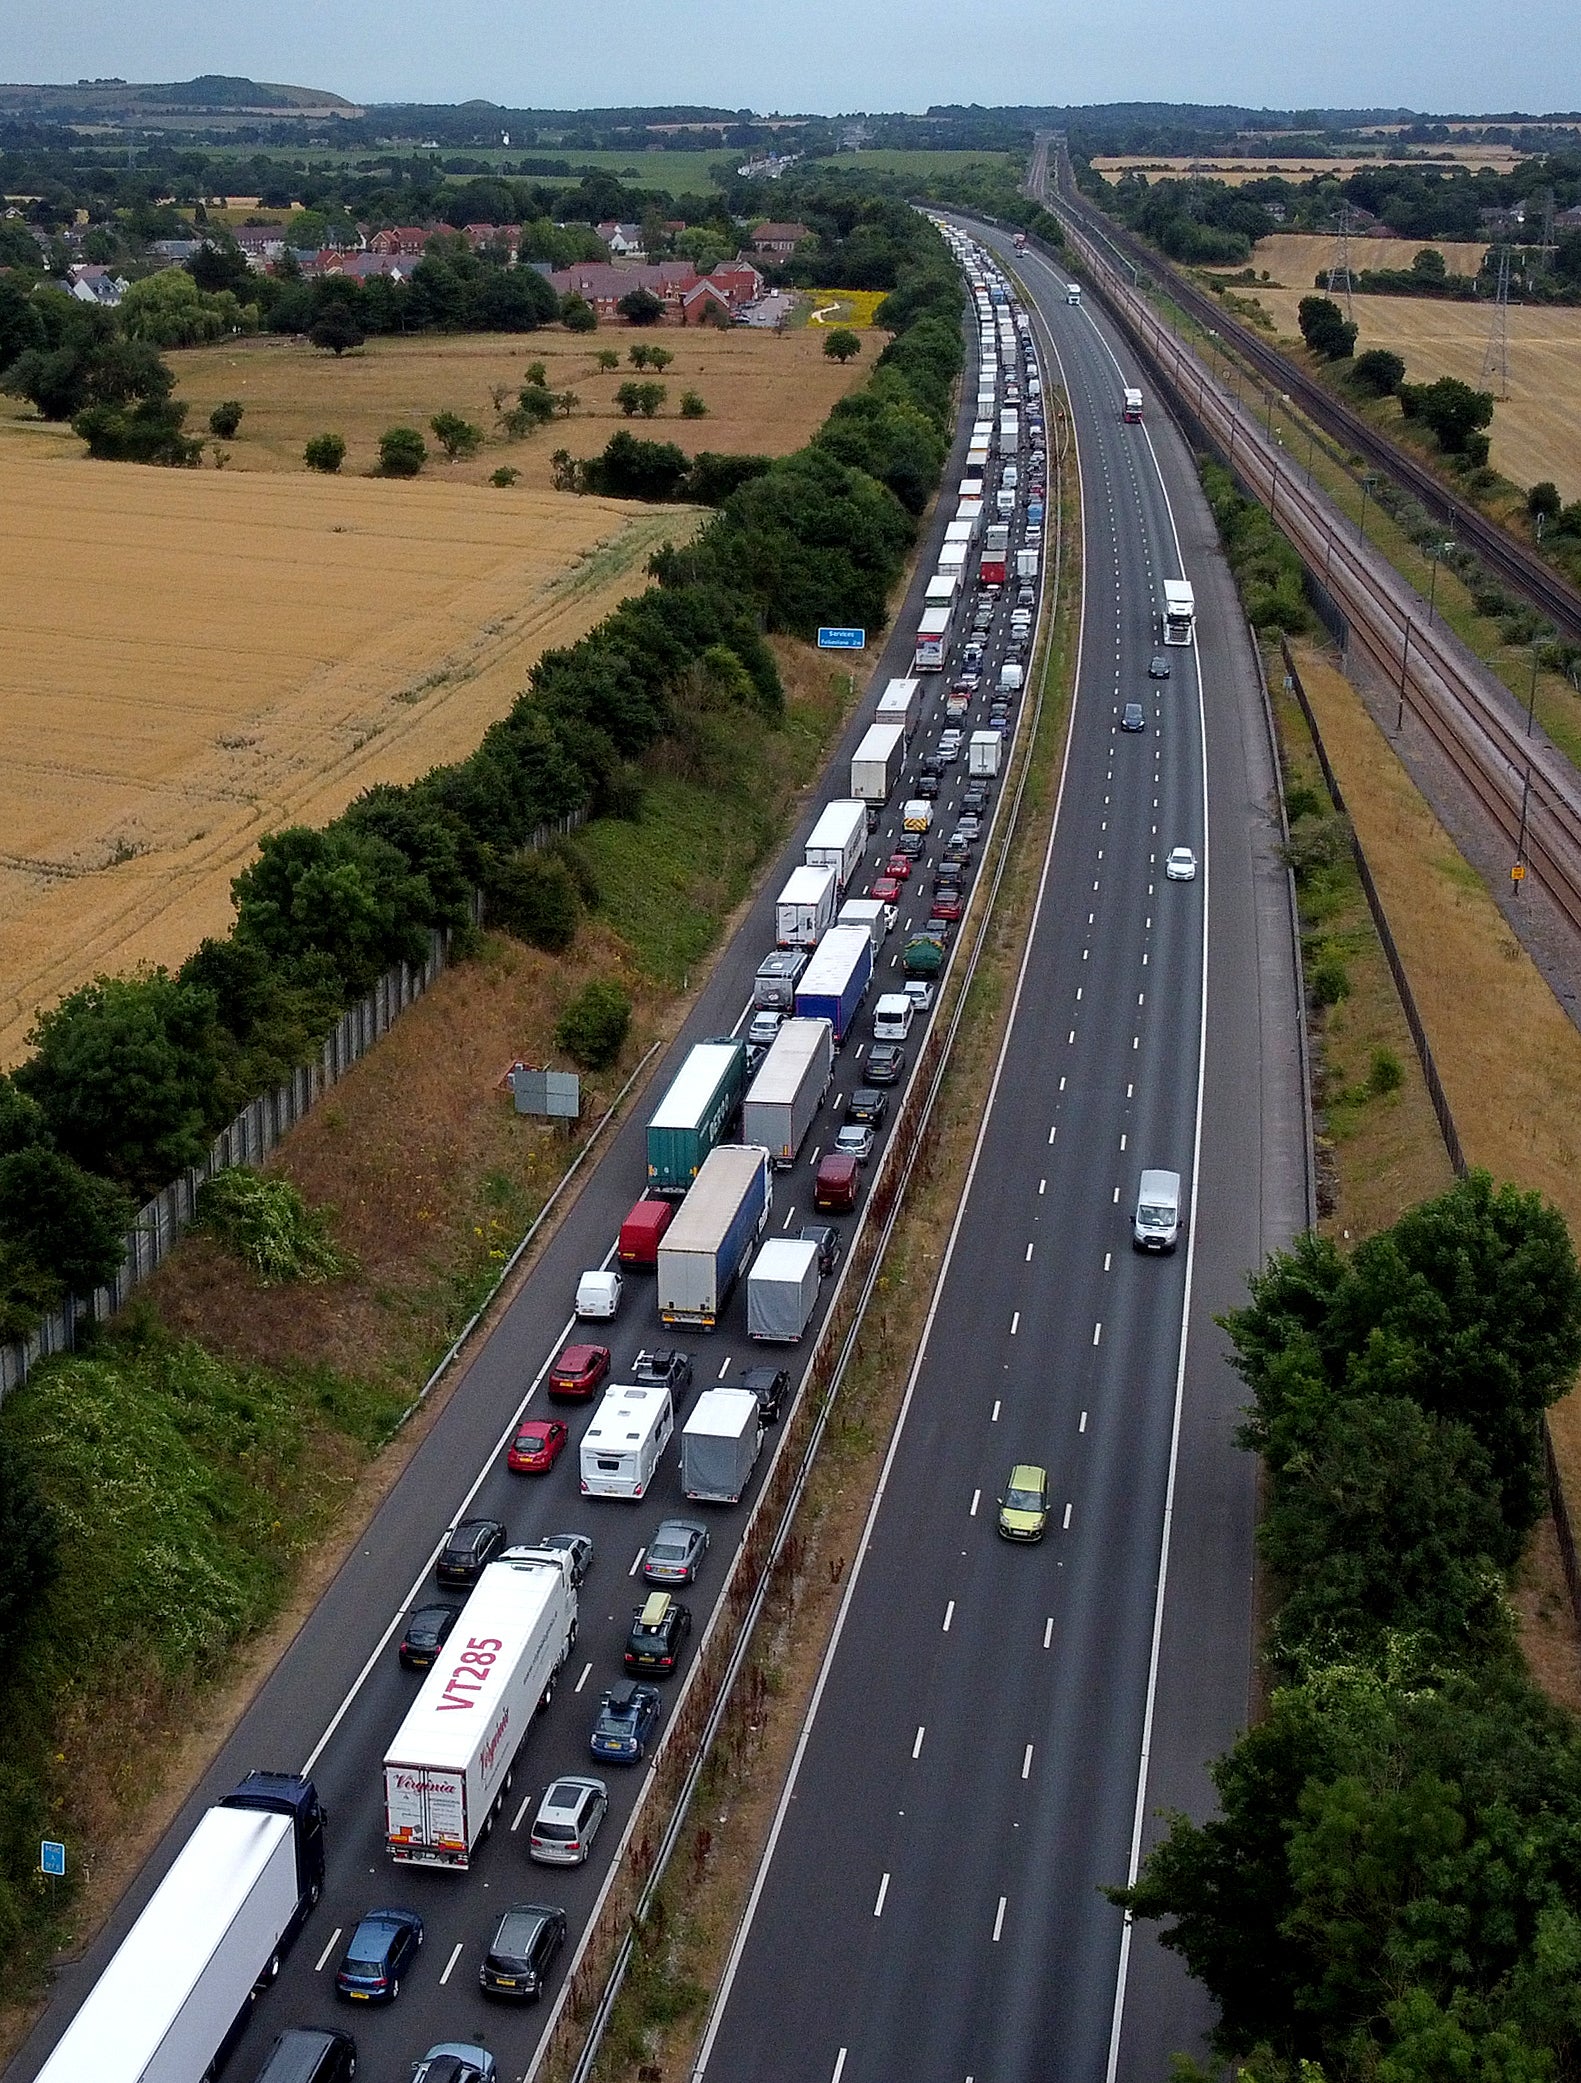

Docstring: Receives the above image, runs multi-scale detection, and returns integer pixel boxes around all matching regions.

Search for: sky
[9,0,1581,118]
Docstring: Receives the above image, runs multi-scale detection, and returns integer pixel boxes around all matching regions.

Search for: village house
[596,221,645,258]
[748,220,812,259]
[368,225,435,257]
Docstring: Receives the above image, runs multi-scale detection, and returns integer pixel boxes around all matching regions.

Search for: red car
[871,875,903,903]
[883,854,913,881]
[931,895,965,922]
[508,1417,568,1474]
[548,1342,611,1400]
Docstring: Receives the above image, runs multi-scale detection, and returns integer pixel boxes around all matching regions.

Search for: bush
[208,399,244,438]
[72,399,204,466]
[485,853,580,952]
[1463,430,1491,468]
[1368,1045,1405,1095]
[1398,375,1494,454]
[823,327,862,362]
[1297,294,1358,360]
[195,1166,352,1286]
[596,348,620,372]
[303,431,346,472]
[490,465,519,487]
[555,980,632,1070]
[580,430,689,500]
[378,425,427,476]
[429,410,482,461]
[561,293,597,332]
[1352,347,1406,397]
[1529,480,1562,522]
[615,380,666,419]
[504,384,555,435]
[617,287,664,326]
[1309,949,1351,1005]
[679,390,708,419]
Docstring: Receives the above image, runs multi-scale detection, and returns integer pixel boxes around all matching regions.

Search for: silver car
[529,1776,609,1866]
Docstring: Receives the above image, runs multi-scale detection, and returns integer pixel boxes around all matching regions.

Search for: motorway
[686,229,1307,2083]
[8,260,1041,2083]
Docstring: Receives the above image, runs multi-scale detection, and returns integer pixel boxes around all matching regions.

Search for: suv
[846,1086,888,1127]
[624,1591,692,1675]
[529,1776,608,1865]
[739,1365,791,1422]
[478,1905,567,2002]
[866,1042,905,1085]
[631,1348,693,1395]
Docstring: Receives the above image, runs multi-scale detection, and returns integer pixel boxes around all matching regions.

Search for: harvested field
[1219,230,1490,288]
[47,323,875,491]
[0,451,688,1062]
[1094,150,1524,182]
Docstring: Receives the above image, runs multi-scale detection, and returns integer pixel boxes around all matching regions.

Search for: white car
[1165,847,1198,882]
[575,1268,623,1318]
[747,1010,784,1047]
[902,980,935,1012]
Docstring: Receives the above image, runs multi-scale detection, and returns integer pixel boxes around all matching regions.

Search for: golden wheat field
[1093,149,1525,183]
[0,453,693,1063]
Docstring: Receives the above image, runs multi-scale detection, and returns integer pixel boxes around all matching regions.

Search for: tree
[555,980,631,1069]
[119,269,256,348]
[823,326,862,362]
[596,348,620,372]
[615,380,666,418]
[3,325,172,423]
[0,1144,135,1294]
[1351,348,1406,397]
[550,447,580,492]
[1529,481,1562,522]
[429,410,483,461]
[378,425,427,475]
[1399,376,1495,454]
[554,389,579,416]
[679,390,708,418]
[232,824,433,994]
[629,343,673,372]
[1297,294,1358,361]
[309,306,365,356]
[675,226,730,272]
[490,465,519,487]
[617,286,664,326]
[1553,230,1581,287]
[580,430,689,500]
[561,292,597,332]
[187,238,254,299]
[304,431,346,472]
[504,384,555,435]
[208,399,244,438]
[485,853,580,951]
[73,397,204,466]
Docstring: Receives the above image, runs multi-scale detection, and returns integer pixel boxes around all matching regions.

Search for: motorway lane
[690,234,1299,2083]
[7,287,1036,2083]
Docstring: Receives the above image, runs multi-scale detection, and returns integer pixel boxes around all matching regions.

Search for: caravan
[580,1384,676,1499]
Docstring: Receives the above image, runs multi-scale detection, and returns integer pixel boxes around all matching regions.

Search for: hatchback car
[548,1342,610,1401]
[747,1009,784,1047]
[508,1418,567,1476]
[739,1364,792,1422]
[631,1348,693,1395]
[915,771,942,799]
[1148,653,1172,679]
[895,830,926,860]
[998,1464,1051,1542]
[834,1123,875,1163]
[865,1042,906,1085]
[902,980,934,1013]
[883,853,913,881]
[955,815,983,841]
[624,1590,693,1675]
[799,1224,842,1278]
[478,1905,566,2003]
[335,1907,423,2002]
[923,915,955,941]
[1166,846,1198,882]
[398,1604,460,1672]
[871,875,903,904]
[411,2047,495,2083]
[1120,702,1146,732]
[436,1517,507,1587]
[529,1775,608,1865]
[919,751,947,779]
[962,783,991,814]
[526,1531,594,1585]
[944,695,970,721]
[846,1086,888,1127]
[643,1518,710,1585]
[590,1680,663,1763]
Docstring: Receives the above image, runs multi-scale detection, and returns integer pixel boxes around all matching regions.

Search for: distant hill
[0,75,361,120]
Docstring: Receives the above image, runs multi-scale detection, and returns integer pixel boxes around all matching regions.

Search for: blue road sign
[40,1840,65,1878]
[817,627,866,651]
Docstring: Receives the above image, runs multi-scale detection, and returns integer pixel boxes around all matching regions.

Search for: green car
[997,1463,1050,1542]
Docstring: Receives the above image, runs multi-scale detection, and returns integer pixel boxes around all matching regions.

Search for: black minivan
[253,2027,358,2083]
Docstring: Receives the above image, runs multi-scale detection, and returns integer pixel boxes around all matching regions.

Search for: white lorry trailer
[837,897,889,953]
[384,1549,577,1868]
[969,730,1003,777]
[33,1776,326,2083]
[914,603,953,672]
[775,863,838,948]
[657,1143,773,1328]
[742,1017,833,1167]
[746,1236,822,1342]
[876,676,921,737]
[804,799,868,890]
[850,722,906,807]
[681,1387,765,1503]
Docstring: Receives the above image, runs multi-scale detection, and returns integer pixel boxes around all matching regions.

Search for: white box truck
[850,722,906,806]
[33,1777,326,2083]
[804,799,868,889]
[1123,387,1144,422]
[681,1387,764,1502]
[925,571,959,609]
[384,1549,578,1868]
[579,1382,676,1497]
[1066,282,1082,305]
[838,897,890,952]
[956,496,984,529]
[969,730,1003,777]
[1163,578,1196,645]
[876,676,920,737]
[742,1017,833,1167]
[746,1237,822,1343]
[937,540,968,576]
[657,1144,773,1328]
[776,863,838,948]
[914,604,953,672]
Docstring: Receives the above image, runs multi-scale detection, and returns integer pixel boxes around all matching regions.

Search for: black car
[739,1364,791,1422]
[962,783,991,814]
[919,752,947,779]
[1148,652,1171,679]
[436,1517,507,1587]
[478,1904,567,2002]
[1121,702,1146,732]
[398,1604,461,1672]
[894,830,926,859]
[335,1907,424,2002]
[800,1224,842,1278]
[866,1042,905,1085]
[624,1590,693,1674]
[631,1348,693,1395]
[534,1530,594,1586]
[915,771,942,798]
[932,865,965,895]
[846,1086,887,1128]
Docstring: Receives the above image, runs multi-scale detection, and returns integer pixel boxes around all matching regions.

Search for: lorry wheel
[566,1618,578,1653]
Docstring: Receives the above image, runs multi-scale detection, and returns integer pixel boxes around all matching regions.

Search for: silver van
[1133,1169,1182,1252]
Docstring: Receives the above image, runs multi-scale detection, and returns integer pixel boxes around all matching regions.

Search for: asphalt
[7,273,1046,2083]
[684,229,1306,2083]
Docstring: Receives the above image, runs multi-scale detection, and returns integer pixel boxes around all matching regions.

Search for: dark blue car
[590,1681,662,1763]
[334,1906,424,2002]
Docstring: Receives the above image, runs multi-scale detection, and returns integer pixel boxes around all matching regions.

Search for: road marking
[1142,951,1149,966]
[1133,1035,1140,1050]
[719,1356,733,1377]
[1080,1410,1089,1432]
[1138,992,1145,1006]
[993,1897,1007,1942]
[832,2052,848,2083]
[1063,1502,1073,1529]
[874,1872,891,1917]
[1059,1076,1066,1092]
[1010,1311,1020,1335]
[913,1725,926,1759]
[781,1207,796,1230]
[1022,1743,1034,1780]
[809,1146,821,1165]
[1119,1132,1126,1150]
[1025,1241,1034,1261]
[1075,986,1083,1001]
[1093,1321,1102,1345]
[970,1488,981,1516]
[1044,1617,1055,1648]
[1039,1178,1047,1195]
[942,1599,955,1632]
[440,1942,463,1987]
[575,1660,593,1693]
[991,1399,1001,1421]
[1068,1029,1076,1044]
[512,1791,534,1832]
[315,1928,342,1973]
[629,1548,646,1576]
[1127,1081,1134,1097]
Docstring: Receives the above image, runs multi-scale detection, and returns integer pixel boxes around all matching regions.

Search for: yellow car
[997,1463,1050,1542]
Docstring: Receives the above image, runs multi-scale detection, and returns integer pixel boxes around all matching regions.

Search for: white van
[872,992,915,1042]
[579,1383,675,1500]
[575,1268,622,1319]
[1003,464,1019,490]
[1133,1169,1182,1253]
[998,662,1024,693]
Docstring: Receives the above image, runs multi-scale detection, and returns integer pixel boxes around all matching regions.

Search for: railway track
[1044,146,1581,651]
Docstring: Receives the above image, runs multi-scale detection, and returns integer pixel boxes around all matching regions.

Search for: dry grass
[92,324,871,490]
[1093,151,1524,183]
[0,446,688,1061]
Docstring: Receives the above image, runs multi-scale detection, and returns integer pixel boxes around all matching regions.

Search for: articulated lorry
[35,1775,326,2083]
[804,799,868,889]
[914,604,953,672]
[657,1144,773,1329]
[1162,577,1196,645]
[646,1039,747,1195]
[775,863,838,948]
[850,722,906,807]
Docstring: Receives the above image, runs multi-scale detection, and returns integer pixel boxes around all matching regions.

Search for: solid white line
[440,1942,463,1986]
[575,1660,593,1693]
[512,1791,534,1833]
[873,1871,891,1917]
[992,1896,1007,1942]
[942,1600,955,1632]
[831,2052,848,2083]
[913,1725,926,1759]
[315,1928,342,1973]
[1022,1743,1034,1780]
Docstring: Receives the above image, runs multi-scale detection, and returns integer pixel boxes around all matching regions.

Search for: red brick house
[749,221,812,258]
[369,225,434,256]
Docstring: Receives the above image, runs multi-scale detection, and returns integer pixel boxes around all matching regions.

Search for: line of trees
[1121,1171,1581,2082]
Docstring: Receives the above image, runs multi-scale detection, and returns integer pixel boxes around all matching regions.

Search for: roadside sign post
[40,1840,64,1906]
[817,628,866,651]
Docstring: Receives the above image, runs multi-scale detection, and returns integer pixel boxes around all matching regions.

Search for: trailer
[746,1236,822,1343]
[775,863,838,948]
[645,1039,748,1195]
[680,1388,764,1504]
[979,545,1008,586]
[580,1383,675,1498]
[1016,547,1039,580]
[804,799,868,890]
[875,678,920,737]
[914,603,953,672]
[384,1550,577,1867]
[850,722,906,806]
[754,947,808,1011]
[969,730,1003,777]
[657,1144,773,1329]
[925,571,959,609]
[794,921,873,1044]
[838,897,890,952]
[937,540,968,576]
[33,1777,326,2083]
[742,1017,833,1168]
